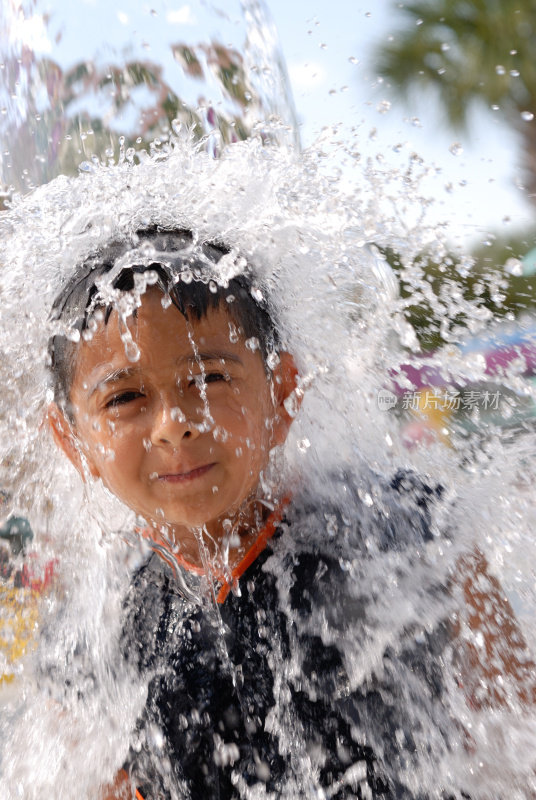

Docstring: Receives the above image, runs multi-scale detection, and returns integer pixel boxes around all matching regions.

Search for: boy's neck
[150,499,272,571]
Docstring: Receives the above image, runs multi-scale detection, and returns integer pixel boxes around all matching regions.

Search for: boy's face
[51,290,296,558]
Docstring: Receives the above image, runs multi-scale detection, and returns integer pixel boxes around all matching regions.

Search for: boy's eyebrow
[178,351,244,366]
[88,353,243,397]
[89,367,141,398]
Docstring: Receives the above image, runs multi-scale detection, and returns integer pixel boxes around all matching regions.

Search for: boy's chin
[145,508,226,539]
[145,502,259,545]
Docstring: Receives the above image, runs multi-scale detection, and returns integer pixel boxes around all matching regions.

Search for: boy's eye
[105,390,145,408]
[205,372,228,384]
[189,372,228,388]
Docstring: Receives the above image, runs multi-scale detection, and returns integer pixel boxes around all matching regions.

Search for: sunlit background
[270,0,534,247]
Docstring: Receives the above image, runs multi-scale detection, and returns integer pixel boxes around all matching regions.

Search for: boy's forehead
[92,289,240,344]
[72,290,255,385]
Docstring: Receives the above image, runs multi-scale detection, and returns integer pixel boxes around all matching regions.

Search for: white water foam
[0,132,535,797]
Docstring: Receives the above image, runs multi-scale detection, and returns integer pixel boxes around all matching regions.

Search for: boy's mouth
[157,463,216,483]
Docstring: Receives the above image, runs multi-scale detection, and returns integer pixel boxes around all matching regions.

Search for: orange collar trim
[142,496,290,604]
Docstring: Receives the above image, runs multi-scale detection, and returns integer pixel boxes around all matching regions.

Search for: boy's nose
[150,400,202,447]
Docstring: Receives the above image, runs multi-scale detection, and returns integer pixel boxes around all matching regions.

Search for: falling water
[1,3,536,800]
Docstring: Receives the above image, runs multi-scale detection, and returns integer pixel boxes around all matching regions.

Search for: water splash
[0,124,536,797]
[0,0,298,197]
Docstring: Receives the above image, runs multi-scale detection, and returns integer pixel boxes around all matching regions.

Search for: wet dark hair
[48,228,280,416]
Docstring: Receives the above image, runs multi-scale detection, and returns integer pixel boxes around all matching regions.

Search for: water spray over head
[48,227,281,419]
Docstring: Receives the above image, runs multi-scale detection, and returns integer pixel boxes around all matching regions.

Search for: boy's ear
[47,403,100,480]
[270,351,301,447]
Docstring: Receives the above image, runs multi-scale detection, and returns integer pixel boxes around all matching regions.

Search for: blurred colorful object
[389,319,536,446]
[0,513,55,684]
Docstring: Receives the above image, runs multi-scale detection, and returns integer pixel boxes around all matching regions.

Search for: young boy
[47,228,534,799]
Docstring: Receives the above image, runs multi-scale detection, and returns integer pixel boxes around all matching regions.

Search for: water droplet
[297,437,310,453]
[212,485,219,494]
[250,287,263,302]
[449,142,463,156]
[245,337,259,352]
[213,426,229,443]
[504,258,523,276]
[161,294,172,309]
[495,65,506,75]
[170,407,186,423]
[122,336,140,362]
[410,117,421,127]
[348,56,359,65]
[144,270,159,286]
[440,42,450,52]
[510,69,520,77]
[143,438,152,452]
[377,100,391,114]
[416,18,423,25]
[228,323,239,343]
[325,514,338,536]
[66,328,81,343]
[521,110,534,122]
[284,393,300,418]
[266,352,279,370]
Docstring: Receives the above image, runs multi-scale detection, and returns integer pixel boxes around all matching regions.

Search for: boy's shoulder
[281,466,443,558]
[262,467,449,678]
